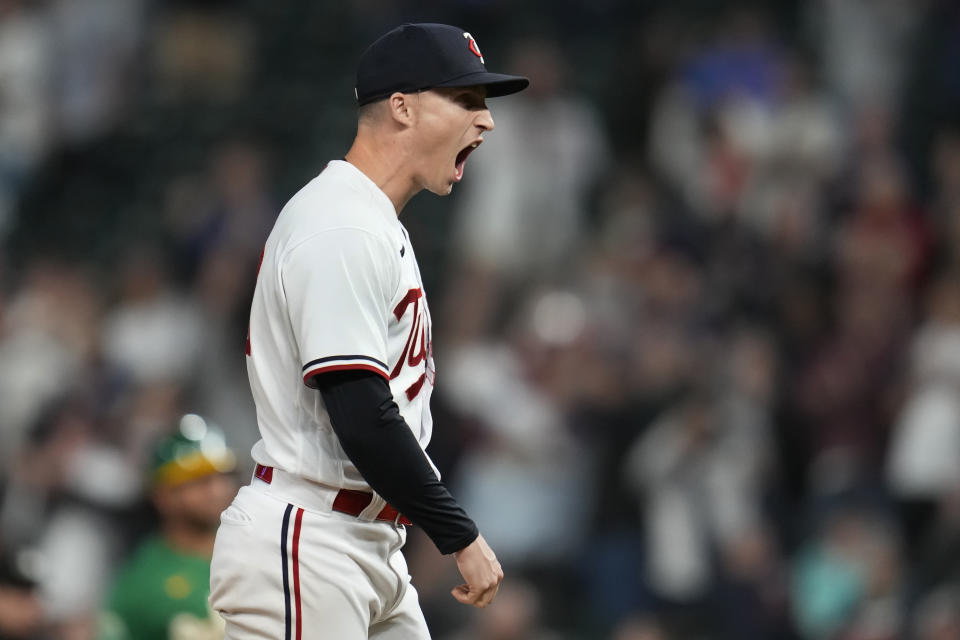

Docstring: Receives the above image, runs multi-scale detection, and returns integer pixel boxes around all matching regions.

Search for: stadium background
[1,0,959,638]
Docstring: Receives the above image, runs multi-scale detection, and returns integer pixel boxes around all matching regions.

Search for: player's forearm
[316,370,479,554]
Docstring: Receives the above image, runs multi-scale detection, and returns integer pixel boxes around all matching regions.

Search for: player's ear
[388,92,415,127]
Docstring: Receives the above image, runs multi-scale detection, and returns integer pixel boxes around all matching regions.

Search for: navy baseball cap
[355,23,529,106]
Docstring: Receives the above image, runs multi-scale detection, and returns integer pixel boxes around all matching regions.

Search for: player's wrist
[450,530,481,557]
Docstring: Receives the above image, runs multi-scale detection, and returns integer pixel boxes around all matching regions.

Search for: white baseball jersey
[245,159,438,490]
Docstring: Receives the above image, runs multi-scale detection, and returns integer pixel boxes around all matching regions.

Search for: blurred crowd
[1,0,959,639]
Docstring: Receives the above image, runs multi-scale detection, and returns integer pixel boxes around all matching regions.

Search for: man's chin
[426,183,454,196]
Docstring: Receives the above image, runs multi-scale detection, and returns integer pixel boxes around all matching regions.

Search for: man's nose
[477,109,494,132]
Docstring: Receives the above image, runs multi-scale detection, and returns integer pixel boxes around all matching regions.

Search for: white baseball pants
[210,476,431,639]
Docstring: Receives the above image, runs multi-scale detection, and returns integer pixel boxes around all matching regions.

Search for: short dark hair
[357,99,387,124]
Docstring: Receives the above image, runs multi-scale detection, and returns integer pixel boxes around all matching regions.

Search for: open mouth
[454,141,480,181]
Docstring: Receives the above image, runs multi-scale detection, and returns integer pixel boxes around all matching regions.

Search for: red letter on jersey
[389,288,429,400]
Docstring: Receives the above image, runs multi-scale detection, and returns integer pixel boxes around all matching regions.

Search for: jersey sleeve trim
[302,355,390,386]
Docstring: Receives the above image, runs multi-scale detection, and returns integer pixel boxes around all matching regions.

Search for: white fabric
[887,385,960,497]
[210,480,430,639]
[245,159,437,491]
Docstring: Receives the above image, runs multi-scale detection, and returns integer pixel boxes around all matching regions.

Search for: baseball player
[209,23,528,639]
[104,420,237,640]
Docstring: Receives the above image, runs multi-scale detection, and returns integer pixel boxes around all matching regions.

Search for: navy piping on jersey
[301,354,388,372]
[280,503,293,640]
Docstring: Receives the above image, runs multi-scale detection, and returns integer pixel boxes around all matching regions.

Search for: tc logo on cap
[463,32,484,64]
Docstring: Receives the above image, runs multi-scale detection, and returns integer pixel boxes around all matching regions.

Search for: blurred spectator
[575,164,660,367]
[150,4,254,104]
[0,589,42,639]
[0,261,101,466]
[444,36,610,342]
[451,37,609,279]
[715,522,793,639]
[0,536,42,639]
[791,503,904,640]
[887,274,960,547]
[794,284,910,474]
[601,11,686,156]
[48,0,146,145]
[100,248,205,387]
[648,7,786,221]
[909,484,960,615]
[807,0,923,114]
[100,417,236,640]
[626,246,706,403]
[164,137,276,283]
[441,290,593,567]
[0,0,53,236]
[910,586,960,640]
[622,381,771,605]
[834,154,930,294]
[0,397,140,639]
[739,53,845,259]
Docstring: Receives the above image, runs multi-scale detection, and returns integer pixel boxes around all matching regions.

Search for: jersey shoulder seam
[280,225,398,263]
[278,226,403,306]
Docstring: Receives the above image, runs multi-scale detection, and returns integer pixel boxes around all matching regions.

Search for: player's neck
[344,134,419,216]
[162,523,217,557]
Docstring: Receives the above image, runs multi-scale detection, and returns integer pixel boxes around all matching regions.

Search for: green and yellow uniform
[103,536,223,640]
[101,419,236,640]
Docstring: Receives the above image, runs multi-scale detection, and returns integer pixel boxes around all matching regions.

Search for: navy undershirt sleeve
[314,369,479,555]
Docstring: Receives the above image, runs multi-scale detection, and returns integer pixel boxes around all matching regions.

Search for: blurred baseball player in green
[101,416,238,640]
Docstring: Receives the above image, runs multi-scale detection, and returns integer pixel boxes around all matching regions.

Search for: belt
[254,464,411,526]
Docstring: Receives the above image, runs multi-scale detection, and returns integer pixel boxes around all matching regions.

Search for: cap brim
[434,72,530,98]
